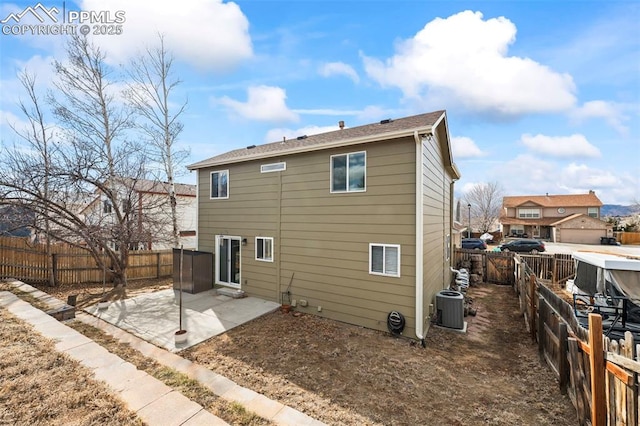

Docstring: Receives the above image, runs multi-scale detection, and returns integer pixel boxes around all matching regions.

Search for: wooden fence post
[538,295,545,357]
[623,332,637,426]
[51,253,58,287]
[558,323,569,394]
[156,252,161,278]
[568,337,589,424]
[589,313,606,426]
[530,275,537,341]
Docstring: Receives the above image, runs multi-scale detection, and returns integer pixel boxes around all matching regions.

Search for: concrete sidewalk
[1,280,324,426]
[0,290,227,426]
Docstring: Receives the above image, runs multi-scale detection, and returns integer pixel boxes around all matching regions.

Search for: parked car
[462,238,487,250]
[499,239,545,254]
[600,237,621,246]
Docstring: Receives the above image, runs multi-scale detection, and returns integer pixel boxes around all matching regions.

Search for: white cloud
[571,100,629,136]
[355,105,402,122]
[216,85,299,122]
[0,55,56,109]
[451,136,485,158]
[560,163,619,188]
[318,62,359,83]
[520,133,601,158]
[80,0,253,72]
[490,154,637,204]
[265,124,340,143]
[293,108,361,116]
[362,10,576,117]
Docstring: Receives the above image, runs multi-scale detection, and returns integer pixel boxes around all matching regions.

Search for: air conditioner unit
[436,290,464,329]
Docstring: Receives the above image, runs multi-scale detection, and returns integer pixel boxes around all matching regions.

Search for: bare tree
[1,35,186,286]
[126,34,188,248]
[0,71,57,285]
[463,181,504,234]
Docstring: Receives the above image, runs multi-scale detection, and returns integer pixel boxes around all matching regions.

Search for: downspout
[194,170,199,250]
[413,131,425,346]
[449,179,457,287]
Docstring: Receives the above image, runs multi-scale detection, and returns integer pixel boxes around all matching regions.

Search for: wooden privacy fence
[614,232,640,245]
[454,249,574,286]
[514,254,640,426]
[0,236,173,285]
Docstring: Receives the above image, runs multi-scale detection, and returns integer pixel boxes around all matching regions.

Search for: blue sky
[1,0,639,205]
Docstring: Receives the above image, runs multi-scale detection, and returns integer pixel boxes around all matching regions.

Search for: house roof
[188,110,448,170]
[128,178,196,197]
[499,217,565,226]
[502,192,603,208]
[79,178,196,215]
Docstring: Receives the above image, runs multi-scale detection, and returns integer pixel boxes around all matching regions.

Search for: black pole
[467,204,471,238]
[179,245,183,331]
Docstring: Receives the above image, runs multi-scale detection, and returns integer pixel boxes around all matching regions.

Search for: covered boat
[568,251,640,340]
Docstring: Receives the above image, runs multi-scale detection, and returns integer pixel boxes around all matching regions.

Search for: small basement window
[369,243,400,277]
[256,237,274,262]
[261,162,286,173]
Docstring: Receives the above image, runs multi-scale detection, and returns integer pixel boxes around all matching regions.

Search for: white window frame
[588,207,598,218]
[369,243,401,277]
[215,235,241,288]
[210,170,229,200]
[255,236,274,262]
[518,208,540,219]
[261,162,286,173]
[330,151,366,193]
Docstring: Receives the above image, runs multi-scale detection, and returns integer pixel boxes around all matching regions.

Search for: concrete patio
[84,288,280,352]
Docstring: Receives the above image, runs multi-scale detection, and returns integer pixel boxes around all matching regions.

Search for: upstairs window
[369,243,400,277]
[210,170,229,199]
[518,208,540,219]
[103,200,112,214]
[255,237,273,262]
[331,151,366,193]
[261,162,286,173]
[588,207,598,218]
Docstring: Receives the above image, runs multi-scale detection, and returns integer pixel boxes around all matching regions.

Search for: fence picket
[0,236,173,285]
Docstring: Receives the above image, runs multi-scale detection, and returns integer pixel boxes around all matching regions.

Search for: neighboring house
[0,205,33,237]
[500,191,611,244]
[188,110,461,341]
[80,178,197,250]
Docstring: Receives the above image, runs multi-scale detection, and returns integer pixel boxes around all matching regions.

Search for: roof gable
[188,110,448,170]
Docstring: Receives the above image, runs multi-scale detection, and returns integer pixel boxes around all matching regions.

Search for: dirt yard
[34,276,174,309]
[182,284,577,425]
[24,278,578,425]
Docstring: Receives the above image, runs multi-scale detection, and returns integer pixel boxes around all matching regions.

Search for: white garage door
[559,229,605,244]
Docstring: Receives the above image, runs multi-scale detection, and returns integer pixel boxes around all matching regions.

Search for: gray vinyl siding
[197,137,418,336]
[422,132,451,333]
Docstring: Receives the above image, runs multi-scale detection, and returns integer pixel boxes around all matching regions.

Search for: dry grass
[67,321,270,426]
[31,277,174,310]
[0,308,142,426]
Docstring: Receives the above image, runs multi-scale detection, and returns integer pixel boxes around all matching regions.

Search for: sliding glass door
[216,235,241,288]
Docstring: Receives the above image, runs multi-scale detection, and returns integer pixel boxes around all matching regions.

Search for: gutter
[413,130,425,345]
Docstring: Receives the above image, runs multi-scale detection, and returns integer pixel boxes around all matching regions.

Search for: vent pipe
[339,120,345,129]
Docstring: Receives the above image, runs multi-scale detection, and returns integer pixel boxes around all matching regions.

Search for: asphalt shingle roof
[502,192,603,208]
[188,110,445,170]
